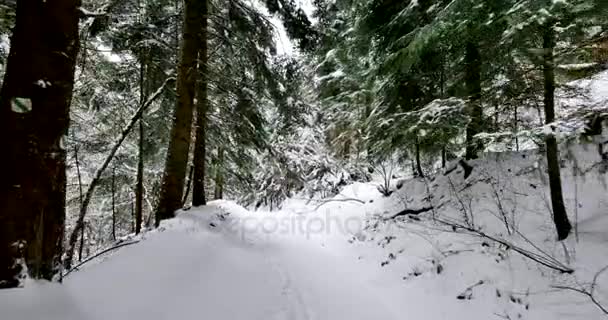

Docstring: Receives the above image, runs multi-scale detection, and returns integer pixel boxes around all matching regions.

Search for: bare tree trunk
[112,167,117,241]
[0,0,80,288]
[415,135,424,178]
[465,40,483,160]
[441,147,447,168]
[135,60,146,235]
[543,25,572,241]
[214,147,224,200]
[75,147,85,262]
[156,0,202,225]
[78,224,85,262]
[514,105,519,151]
[193,0,208,207]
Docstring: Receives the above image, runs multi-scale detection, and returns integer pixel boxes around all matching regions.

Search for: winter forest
[1,0,608,318]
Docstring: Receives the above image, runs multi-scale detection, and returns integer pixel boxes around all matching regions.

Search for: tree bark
[0,0,80,287]
[214,147,224,200]
[415,135,424,178]
[156,0,202,225]
[543,25,572,241]
[112,167,117,240]
[465,40,483,160]
[75,147,85,262]
[182,165,194,206]
[192,0,208,207]
[135,61,146,235]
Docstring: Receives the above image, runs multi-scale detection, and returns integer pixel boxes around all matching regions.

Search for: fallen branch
[552,265,608,316]
[63,240,141,278]
[435,217,573,274]
[314,198,365,211]
[64,77,175,269]
[386,206,434,220]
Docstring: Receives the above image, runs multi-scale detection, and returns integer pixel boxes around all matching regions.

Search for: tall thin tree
[156,0,203,225]
[192,0,209,207]
[543,24,572,241]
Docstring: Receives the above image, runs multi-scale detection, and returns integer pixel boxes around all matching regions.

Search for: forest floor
[2,141,608,319]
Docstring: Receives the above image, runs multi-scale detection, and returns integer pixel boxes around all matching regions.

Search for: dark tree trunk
[415,135,424,178]
[441,147,447,168]
[214,148,224,200]
[543,26,572,241]
[135,119,144,234]
[192,0,208,207]
[75,147,85,262]
[78,223,85,262]
[465,40,483,160]
[156,0,202,225]
[0,0,80,288]
[514,105,519,151]
[135,61,146,235]
[112,168,117,240]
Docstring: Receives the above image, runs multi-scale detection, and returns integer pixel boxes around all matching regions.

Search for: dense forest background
[0,0,607,289]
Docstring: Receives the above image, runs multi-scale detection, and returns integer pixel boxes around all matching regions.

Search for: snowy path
[2,202,402,320]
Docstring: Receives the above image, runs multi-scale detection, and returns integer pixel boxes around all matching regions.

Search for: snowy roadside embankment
[2,140,608,319]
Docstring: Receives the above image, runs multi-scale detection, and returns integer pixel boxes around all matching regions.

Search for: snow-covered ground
[2,139,608,319]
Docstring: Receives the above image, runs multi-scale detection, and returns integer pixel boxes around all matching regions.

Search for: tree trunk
[192,0,208,207]
[543,25,572,241]
[514,105,519,151]
[214,147,224,200]
[75,147,85,262]
[0,0,80,288]
[441,147,447,168]
[182,165,194,206]
[465,40,483,160]
[156,0,202,225]
[78,223,85,262]
[135,61,146,235]
[112,168,117,240]
[415,135,424,178]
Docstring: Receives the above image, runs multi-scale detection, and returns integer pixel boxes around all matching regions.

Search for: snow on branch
[64,77,176,270]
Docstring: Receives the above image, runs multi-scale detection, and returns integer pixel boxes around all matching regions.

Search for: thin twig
[63,240,141,278]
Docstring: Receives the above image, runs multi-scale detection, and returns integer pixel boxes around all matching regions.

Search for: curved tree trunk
[543,25,571,241]
[156,0,202,225]
[192,0,209,207]
[0,0,80,287]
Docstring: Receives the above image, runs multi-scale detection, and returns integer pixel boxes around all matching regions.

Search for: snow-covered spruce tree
[502,0,608,240]
[311,0,519,174]
[312,0,375,162]
[0,0,80,287]
[186,0,318,206]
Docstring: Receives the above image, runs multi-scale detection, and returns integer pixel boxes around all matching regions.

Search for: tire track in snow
[266,253,315,320]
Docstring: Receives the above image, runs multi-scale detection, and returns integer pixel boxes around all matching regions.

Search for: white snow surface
[2,142,608,319]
